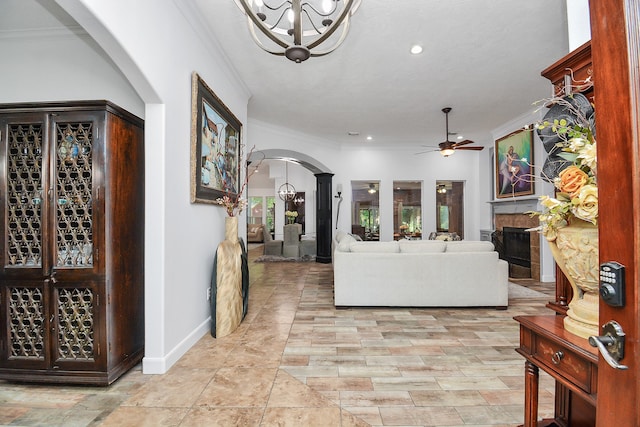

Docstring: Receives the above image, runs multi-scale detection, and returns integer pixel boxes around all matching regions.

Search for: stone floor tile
[196,367,277,407]
[99,406,188,426]
[379,406,464,426]
[180,406,263,426]
[0,245,560,427]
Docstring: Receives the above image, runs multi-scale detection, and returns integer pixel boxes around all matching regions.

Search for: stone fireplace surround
[490,198,541,281]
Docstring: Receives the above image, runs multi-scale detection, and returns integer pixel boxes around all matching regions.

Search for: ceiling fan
[417,107,484,157]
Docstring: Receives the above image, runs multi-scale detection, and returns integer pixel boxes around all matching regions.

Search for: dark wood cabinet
[515,316,597,427]
[0,101,144,385]
[541,40,593,101]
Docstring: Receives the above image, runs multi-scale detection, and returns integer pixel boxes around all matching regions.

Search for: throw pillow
[445,241,495,252]
[398,240,446,253]
[348,241,400,253]
[337,233,356,251]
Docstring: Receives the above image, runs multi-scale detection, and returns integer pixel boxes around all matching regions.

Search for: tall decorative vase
[211,217,245,338]
[546,219,599,339]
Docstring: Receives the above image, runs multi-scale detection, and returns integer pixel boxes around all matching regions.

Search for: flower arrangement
[529,94,597,241]
[285,210,298,223]
[216,145,263,217]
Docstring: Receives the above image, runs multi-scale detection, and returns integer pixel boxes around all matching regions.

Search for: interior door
[590,2,640,425]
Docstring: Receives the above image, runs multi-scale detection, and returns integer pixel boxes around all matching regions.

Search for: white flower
[577,141,597,172]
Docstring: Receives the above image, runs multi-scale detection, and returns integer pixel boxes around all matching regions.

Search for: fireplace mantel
[488,197,539,215]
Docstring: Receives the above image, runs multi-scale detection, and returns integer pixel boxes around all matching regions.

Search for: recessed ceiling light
[457,135,464,140]
[366,136,373,140]
[410,45,423,55]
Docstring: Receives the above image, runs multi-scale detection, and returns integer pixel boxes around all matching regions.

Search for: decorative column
[315,173,333,263]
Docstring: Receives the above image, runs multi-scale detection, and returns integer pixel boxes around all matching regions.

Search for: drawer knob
[551,351,564,365]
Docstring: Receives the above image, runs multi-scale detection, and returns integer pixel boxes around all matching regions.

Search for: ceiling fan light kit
[234,0,361,63]
[417,107,485,157]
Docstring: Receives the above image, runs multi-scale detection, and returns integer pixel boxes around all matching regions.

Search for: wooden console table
[514,315,597,427]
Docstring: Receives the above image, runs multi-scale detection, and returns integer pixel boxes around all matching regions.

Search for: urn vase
[547,220,599,339]
[211,217,248,338]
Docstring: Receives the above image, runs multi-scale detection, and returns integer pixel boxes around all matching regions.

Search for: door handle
[588,320,629,370]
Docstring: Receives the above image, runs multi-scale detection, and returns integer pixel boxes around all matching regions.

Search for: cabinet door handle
[551,351,564,365]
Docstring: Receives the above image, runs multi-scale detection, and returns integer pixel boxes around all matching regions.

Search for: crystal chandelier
[233,0,362,63]
[278,161,296,201]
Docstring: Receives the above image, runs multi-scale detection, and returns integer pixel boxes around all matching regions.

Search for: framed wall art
[495,127,534,199]
[190,72,242,204]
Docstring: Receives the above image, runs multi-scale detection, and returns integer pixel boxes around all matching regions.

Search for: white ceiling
[196,0,569,149]
[4,0,570,185]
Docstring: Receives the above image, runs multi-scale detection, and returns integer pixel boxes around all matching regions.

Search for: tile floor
[0,246,557,426]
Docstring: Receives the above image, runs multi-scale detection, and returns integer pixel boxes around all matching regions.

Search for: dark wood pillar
[523,361,539,427]
[315,173,333,263]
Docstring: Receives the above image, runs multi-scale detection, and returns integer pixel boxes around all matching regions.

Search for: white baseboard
[541,274,555,282]
[142,317,211,374]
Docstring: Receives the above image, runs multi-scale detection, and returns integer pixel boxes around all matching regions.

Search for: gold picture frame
[190,72,242,204]
[495,127,534,198]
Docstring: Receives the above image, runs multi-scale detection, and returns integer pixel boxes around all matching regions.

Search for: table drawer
[533,335,595,394]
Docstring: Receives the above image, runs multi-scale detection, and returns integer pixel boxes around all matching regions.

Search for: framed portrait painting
[190,72,242,204]
[495,127,534,199]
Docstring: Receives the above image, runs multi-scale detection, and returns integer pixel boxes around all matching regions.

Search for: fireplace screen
[503,227,531,268]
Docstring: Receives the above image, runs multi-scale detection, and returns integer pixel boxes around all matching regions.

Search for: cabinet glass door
[51,283,99,369]
[0,281,49,369]
[4,120,44,269]
[53,120,94,268]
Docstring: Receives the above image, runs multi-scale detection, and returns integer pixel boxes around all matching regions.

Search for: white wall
[0,25,144,115]
[248,120,487,242]
[566,0,591,49]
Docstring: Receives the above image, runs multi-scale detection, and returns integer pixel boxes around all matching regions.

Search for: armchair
[283,223,302,258]
[263,227,283,256]
[247,224,265,243]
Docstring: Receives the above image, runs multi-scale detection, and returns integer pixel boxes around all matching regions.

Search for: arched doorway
[249,149,334,263]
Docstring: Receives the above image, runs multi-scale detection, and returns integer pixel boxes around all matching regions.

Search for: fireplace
[493,213,540,280]
[503,227,531,268]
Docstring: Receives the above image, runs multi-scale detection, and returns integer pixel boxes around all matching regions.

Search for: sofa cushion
[337,233,357,251]
[335,230,347,243]
[398,240,446,253]
[349,241,399,253]
[445,241,495,252]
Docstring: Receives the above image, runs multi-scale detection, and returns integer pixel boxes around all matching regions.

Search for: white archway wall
[50,0,251,373]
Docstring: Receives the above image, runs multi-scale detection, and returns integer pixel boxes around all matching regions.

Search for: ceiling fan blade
[453,139,474,147]
[456,146,484,151]
[414,148,438,155]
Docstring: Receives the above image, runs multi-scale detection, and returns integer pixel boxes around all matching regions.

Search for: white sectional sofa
[333,232,508,308]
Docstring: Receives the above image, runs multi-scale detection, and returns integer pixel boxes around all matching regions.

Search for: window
[266,196,275,234]
[248,197,263,225]
[436,180,464,238]
[351,181,379,240]
[393,181,422,240]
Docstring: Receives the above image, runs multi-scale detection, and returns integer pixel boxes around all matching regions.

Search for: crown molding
[0,25,86,40]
